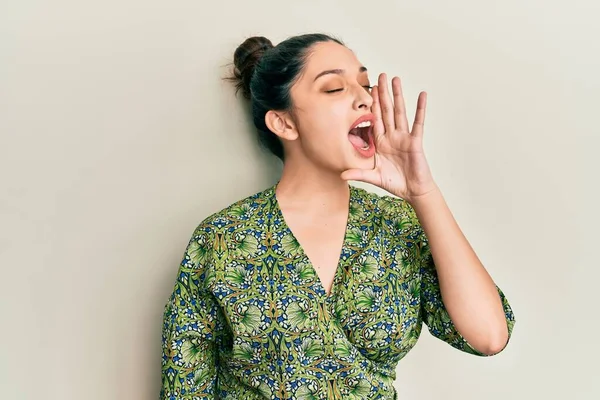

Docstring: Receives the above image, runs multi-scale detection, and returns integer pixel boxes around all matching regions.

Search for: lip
[350,113,375,130]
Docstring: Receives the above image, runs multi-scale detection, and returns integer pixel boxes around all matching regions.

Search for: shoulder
[350,184,426,255]
[351,185,419,228]
[188,185,274,240]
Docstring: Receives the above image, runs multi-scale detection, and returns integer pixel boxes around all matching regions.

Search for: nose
[352,83,374,111]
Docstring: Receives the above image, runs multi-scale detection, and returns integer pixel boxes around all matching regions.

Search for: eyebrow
[313,66,368,81]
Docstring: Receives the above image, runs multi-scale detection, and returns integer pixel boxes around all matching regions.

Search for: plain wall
[1,0,598,399]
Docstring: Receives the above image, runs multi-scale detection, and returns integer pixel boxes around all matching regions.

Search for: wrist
[405,184,442,208]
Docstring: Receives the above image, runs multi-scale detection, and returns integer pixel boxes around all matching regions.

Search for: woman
[160,33,515,399]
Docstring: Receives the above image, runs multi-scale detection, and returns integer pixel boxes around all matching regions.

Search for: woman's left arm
[410,186,510,355]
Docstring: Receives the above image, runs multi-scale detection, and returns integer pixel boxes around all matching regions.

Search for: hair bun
[230,36,274,99]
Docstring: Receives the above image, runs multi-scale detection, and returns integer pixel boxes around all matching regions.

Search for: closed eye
[325,85,373,93]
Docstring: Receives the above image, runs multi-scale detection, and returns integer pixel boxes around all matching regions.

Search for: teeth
[354,121,372,128]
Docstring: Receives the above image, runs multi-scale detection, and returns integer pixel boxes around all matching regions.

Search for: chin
[355,157,375,170]
[344,150,375,171]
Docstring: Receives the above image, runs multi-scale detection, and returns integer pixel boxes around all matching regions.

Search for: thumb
[340,168,380,185]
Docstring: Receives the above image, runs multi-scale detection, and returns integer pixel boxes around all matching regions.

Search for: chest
[210,234,423,369]
[284,212,348,295]
[212,221,421,327]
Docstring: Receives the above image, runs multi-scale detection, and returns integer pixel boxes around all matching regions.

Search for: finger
[412,91,427,137]
[370,85,385,140]
[392,76,409,133]
[378,73,395,133]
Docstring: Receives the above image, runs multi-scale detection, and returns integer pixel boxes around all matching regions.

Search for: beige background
[1,0,598,399]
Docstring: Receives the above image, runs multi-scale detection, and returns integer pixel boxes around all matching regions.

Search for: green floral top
[160,184,515,399]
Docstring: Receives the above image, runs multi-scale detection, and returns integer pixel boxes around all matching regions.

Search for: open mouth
[348,120,375,156]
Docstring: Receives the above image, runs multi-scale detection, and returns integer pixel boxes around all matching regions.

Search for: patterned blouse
[160,184,515,399]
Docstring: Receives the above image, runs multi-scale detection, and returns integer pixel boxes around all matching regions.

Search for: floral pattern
[160,184,515,399]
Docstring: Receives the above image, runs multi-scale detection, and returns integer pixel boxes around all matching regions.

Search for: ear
[265,110,299,141]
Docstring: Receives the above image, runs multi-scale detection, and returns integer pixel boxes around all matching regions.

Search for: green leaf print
[427,313,443,332]
[237,304,261,334]
[301,338,324,359]
[373,329,387,341]
[345,229,363,246]
[356,287,377,312]
[377,197,397,214]
[233,234,258,258]
[348,202,364,219]
[228,203,251,218]
[287,302,311,330]
[203,266,217,288]
[334,339,352,358]
[334,300,348,322]
[392,217,411,232]
[257,382,272,398]
[232,342,254,361]
[440,309,452,324]
[394,249,409,269]
[180,338,204,366]
[408,280,420,299]
[296,385,319,400]
[187,239,209,266]
[357,255,379,277]
[193,367,213,387]
[347,380,371,399]
[295,262,314,281]
[225,264,247,286]
[281,234,302,257]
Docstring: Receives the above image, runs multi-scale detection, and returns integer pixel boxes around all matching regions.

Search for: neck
[275,156,349,213]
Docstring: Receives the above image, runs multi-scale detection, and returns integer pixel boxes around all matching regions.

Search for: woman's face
[282,41,375,172]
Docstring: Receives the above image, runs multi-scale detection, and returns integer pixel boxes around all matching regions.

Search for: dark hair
[225,33,344,161]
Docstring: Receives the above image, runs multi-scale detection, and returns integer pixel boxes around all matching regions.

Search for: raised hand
[341,73,439,203]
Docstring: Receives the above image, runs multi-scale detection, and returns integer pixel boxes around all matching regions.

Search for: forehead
[301,41,365,79]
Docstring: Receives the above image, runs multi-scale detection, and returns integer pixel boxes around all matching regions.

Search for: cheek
[293,97,352,158]
[304,107,348,143]
[303,122,347,153]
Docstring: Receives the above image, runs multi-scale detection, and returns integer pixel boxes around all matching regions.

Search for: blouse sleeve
[414,212,516,357]
[160,222,225,399]
[379,194,516,357]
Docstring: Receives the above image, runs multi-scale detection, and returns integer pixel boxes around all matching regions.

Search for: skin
[265,41,509,356]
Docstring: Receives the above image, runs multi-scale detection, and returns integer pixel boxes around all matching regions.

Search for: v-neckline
[271,182,354,299]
